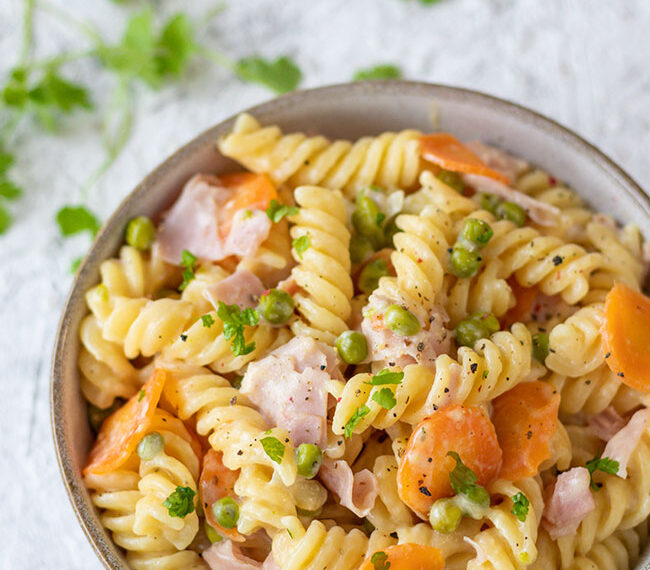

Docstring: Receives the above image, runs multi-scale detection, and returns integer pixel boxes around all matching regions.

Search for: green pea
[478,193,501,214]
[469,311,500,335]
[436,169,465,193]
[456,318,491,348]
[384,304,420,336]
[212,497,239,529]
[449,246,482,278]
[532,332,550,363]
[465,485,490,508]
[204,522,223,543]
[460,218,494,249]
[136,432,165,461]
[350,234,374,264]
[87,399,123,433]
[296,443,323,479]
[258,288,295,325]
[352,194,385,247]
[429,498,463,533]
[358,259,390,294]
[496,201,526,227]
[125,216,156,250]
[336,331,368,364]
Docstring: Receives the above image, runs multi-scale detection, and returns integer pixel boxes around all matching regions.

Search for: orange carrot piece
[200,449,245,542]
[501,279,538,329]
[420,134,511,185]
[83,369,166,475]
[492,380,560,481]
[217,172,278,237]
[360,544,444,570]
[396,405,502,518]
[603,283,650,392]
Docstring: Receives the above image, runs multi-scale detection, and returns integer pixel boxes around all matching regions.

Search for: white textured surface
[0,1,649,568]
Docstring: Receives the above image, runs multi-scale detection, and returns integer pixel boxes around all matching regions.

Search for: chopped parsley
[344,404,370,438]
[178,249,197,291]
[201,314,215,328]
[371,387,397,410]
[370,551,390,570]
[367,368,404,386]
[216,302,259,356]
[292,235,310,259]
[162,486,196,518]
[511,492,530,522]
[447,451,490,507]
[137,389,146,402]
[586,453,619,490]
[266,199,298,222]
[260,435,285,464]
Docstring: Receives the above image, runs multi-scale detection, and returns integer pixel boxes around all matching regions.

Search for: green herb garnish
[178,249,197,291]
[447,451,490,507]
[162,485,196,518]
[234,56,302,94]
[372,388,397,410]
[201,314,215,328]
[370,551,390,570]
[266,199,299,222]
[260,435,285,464]
[216,301,259,356]
[367,369,404,386]
[292,235,310,259]
[586,453,619,490]
[511,492,530,522]
[56,205,101,237]
[354,64,402,81]
[344,404,370,438]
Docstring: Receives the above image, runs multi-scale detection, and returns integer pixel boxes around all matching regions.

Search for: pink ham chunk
[360,291,451,369]
[204,269,265,309]
[465,141,530,183]
[603,408,650,479]
[542,467,595,539]
[241,337,341,447]
[203,540,278,570]
[318,458,378,518]
[587,407,626,442]
[156,174,271,265]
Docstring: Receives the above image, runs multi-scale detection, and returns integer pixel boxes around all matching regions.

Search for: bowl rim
[50,79,650,569]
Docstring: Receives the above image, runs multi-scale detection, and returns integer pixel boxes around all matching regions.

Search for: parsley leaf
[260,435,285,463]
[368,369,404,386]
[292,235,310,259]
[216,301,259,356]
[511,492,530,522]
[447,451,490,506]
[0,153,14,175]
[267,199,298,222]
[0,205,11,235]
[56,205,101,237]
[372,387,397,410]
[162,485,196,518]
[178,249,197,291]
[586,453,619,490]
[344,404,370,438]
[201,314,215,328]
[354,64,402,82]
[370,551,390,570]
[0,180,22,200]
[155,14,195,77]
[29,70,93,114]
[235,56,302,94]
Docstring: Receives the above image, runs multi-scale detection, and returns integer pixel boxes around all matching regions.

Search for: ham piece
[542,467,595,539]
[318,458,378,517]
[204,269,265,309]
[465,141,530,183]
[203,540,279,570]
[461,173,560,227]
[587,407,626,442]
[241,337,341,447]
[156,174,271,264]
[603,408,650,478]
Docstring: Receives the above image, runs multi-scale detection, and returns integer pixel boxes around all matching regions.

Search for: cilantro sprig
[162,486,196,518]
[344,404,370,438]
[511,492,530,522]
[367,369,404,386]
[447,451,490,507]
[216,301,259,356]
[292,235,310,259]
[201,314,215,328]
[371,387,397,410]
[178,250,197,291]
[267,199,298,222]
[586,452,619,490]
[260,435,285,464]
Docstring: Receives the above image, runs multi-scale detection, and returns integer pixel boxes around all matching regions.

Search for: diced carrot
[500,279,538,329]
[83,369,166,475]
[217,172,278,237]
[149,409,204,466]
[420,134,511,185]
[360,544,444,570]
[200,449,245,542]
[396,405,502,518]
[491,380,560,481]
[603,283,650,393]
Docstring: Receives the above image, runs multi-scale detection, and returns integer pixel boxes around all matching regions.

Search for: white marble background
[0,0,649,568]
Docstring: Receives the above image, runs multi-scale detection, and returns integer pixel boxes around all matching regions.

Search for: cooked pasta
[79,116,650,570]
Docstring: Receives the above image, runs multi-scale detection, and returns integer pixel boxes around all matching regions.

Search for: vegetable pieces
[491,381,560,481]
[360,544,444,570]
[396,405,501,517]
[419,133,510,185]
[602,283,650,393]
[83,369,166,475]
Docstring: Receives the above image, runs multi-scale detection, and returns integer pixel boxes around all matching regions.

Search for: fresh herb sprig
[586,452,619,490]
[216,301,259,356]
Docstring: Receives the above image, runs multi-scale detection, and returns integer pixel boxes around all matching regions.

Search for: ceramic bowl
[51,80,650,569]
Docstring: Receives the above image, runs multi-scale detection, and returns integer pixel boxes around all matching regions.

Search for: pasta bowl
[51,80,650,569]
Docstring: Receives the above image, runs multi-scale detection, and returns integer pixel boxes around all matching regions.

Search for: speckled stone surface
[1,1,649,568]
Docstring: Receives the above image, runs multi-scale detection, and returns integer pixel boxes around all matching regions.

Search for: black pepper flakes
[552,255,563,266]
[418,486,431,496]
[180,334,188,342]
[470,363,478,373]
